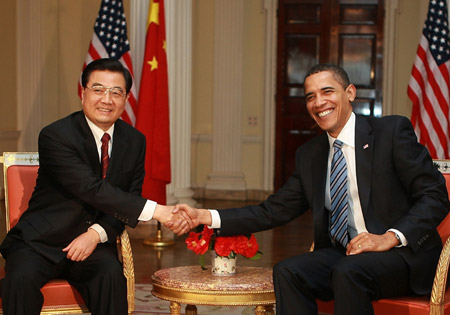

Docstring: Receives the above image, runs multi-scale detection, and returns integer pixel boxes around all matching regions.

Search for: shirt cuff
[89,224,108,243]
[138,200,157,221]
[388,228,408,247]
[208,209,221,229]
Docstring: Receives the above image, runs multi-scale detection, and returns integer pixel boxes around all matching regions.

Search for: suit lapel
[355,115,374,214]
[312,134,329,213]
[107,121,129,182]
[76,111,102,176]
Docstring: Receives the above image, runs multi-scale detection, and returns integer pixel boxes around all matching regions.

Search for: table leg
[255,304,274,315]
[185,304,198,315]
[169,301,181,315]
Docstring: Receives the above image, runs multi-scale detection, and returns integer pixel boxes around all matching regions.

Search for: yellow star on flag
[148,56,158,71]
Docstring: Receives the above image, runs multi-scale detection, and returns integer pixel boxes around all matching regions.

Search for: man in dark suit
[0,58,191,315]
[172,64,450,314]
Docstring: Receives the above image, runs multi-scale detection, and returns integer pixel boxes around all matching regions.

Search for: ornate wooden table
[151,266,275,315]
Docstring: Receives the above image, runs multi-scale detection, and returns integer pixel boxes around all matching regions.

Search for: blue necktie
[330,140,349,248]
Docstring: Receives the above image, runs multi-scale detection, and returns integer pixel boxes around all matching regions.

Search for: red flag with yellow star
[135,0,171,204]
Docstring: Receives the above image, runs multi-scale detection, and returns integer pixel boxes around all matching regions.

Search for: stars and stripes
[78,0,138,126]
[408,0,450,159]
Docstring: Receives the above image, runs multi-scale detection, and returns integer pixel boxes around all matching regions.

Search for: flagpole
[143,222,175,247]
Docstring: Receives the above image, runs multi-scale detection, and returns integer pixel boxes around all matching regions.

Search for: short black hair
[81,58,133,94]
[304,64,350,89]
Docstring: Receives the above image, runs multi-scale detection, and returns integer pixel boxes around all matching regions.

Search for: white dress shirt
[85,117,156,243]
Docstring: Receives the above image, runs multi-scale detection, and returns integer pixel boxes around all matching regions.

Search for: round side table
[151,266,275,315]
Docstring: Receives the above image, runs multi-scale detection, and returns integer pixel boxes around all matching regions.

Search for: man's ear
[346,84,356,102]
[81,88,85,103]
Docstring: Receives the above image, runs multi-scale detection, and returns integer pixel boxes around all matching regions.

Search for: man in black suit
[172,64,450,314]
[0,58,191,315]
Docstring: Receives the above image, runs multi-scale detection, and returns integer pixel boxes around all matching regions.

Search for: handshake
[152,204,212,235]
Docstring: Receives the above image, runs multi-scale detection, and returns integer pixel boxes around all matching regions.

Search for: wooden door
[274,0,384,190]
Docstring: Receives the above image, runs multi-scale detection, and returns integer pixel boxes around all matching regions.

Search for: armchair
[0,152,135,314]
[316,159,450,315]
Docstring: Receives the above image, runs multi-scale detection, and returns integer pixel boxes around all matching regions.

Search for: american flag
[408,0,450,159]
[78,0,137,126]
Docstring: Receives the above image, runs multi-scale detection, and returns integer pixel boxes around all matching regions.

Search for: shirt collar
[327,112,355,148]
[84,116,114,144]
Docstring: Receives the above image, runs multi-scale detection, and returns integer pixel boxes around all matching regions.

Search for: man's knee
[94,260,125,285]
[330,257,371,291]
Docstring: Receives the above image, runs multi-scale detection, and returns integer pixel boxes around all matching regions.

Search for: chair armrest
[430,237,450,315]
[119,229,135,314]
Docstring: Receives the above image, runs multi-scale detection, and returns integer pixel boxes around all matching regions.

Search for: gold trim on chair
[430,236,450,315]
[119,229,136,314]
[430,160,450,315]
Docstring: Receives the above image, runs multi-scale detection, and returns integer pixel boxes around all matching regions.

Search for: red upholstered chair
[0,152,136,314]
[317,159,450,315]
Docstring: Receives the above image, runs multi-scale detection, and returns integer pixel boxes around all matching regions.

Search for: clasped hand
[154,204,208,235]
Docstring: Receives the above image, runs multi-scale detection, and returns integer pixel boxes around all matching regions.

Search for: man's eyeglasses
[85,85,126,98]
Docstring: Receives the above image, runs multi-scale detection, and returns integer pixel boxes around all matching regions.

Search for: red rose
[185,230,210,255]
[201,226,214,240]
[214,236,234,257]
[233,234,259,258]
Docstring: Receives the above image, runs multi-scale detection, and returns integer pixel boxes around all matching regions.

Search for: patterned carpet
[134,284,258,315]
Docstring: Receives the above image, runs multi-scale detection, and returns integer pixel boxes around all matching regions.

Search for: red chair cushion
[0,269,86,311]
[6,165,38,228]
[318,292,450,315]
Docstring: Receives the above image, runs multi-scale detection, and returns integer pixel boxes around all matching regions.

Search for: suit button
[87,220,93,225]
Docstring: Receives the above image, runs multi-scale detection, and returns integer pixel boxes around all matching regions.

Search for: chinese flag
[135,0,171,204]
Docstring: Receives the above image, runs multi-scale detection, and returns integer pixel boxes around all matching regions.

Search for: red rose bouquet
[185,225,262,269]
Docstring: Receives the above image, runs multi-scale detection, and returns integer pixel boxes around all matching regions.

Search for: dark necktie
[329,140,350,248]
[101,133,111,179]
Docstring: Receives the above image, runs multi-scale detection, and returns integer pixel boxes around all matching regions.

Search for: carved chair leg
[185,304,198,315]
[169,301,181,315]
[255,304,275,315]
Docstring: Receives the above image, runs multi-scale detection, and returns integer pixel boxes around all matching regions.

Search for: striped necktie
[329,140,350,248]
[101,133,111,179]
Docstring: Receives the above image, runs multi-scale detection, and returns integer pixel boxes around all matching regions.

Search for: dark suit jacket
[0,111,148,263]
[217,115,450,294]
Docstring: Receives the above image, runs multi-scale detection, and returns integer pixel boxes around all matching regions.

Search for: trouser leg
[1,240,60,315]
[273,247,345,315]
[332,250,411,315]
[65,244,127,315]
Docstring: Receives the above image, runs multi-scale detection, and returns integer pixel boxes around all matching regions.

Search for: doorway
[274,0,385,189]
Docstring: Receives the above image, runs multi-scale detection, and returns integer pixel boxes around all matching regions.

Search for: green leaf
[248,251,263,261]
[199,254,207,270]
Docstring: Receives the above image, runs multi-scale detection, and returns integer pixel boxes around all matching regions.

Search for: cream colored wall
[0,0,18,154]
[191,0,266,191]
[389,0,429,117]
[191,0,214,189]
